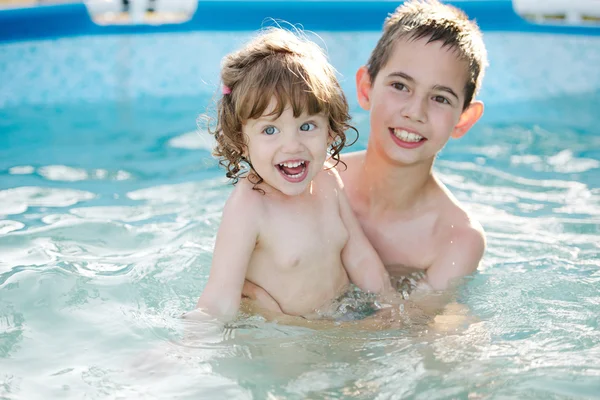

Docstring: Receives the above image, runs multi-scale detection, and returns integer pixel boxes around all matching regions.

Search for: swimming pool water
[0,31,599,399]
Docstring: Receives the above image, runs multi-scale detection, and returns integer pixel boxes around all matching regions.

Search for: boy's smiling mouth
[390,128,427,148]
[276,160,309,183]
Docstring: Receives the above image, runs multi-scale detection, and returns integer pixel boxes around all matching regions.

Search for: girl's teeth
[279,161,305,168]
[393,129,423,142]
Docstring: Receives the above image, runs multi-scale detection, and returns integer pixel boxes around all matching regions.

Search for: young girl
[194,28,393,322]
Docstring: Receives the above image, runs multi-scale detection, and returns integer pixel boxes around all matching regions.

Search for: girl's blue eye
[263,126,279,135]
[300,122,316,132]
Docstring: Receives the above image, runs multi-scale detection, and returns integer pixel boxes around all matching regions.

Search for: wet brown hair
[209,27,356,186]
[367,0,488,110]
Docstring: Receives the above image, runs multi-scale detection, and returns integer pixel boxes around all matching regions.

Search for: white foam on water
[168,130,215,151]
[38,165,89,182]
[9,166,35,175]
[0,186,96,216]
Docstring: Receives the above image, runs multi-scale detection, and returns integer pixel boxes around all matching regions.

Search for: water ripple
[1,40,599,397]
[0,186,95,216]
[167,129,215,151]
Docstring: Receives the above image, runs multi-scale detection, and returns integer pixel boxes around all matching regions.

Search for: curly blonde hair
[208,27,355,186]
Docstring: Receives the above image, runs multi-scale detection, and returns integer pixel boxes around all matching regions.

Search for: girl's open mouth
[277,160,309,183]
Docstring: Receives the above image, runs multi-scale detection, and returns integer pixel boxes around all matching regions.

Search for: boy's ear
[356,66,372,110]
[451,101,484,139]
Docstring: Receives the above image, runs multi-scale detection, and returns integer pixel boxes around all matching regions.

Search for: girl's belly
[267,271,351,318]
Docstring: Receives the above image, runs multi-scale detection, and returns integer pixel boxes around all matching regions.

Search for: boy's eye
[391,82,408,91]
[263,126,279,135]
[433,95,450,105]
[300,122,316,132]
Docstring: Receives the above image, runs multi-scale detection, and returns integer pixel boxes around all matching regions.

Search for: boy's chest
[358,212,438,275]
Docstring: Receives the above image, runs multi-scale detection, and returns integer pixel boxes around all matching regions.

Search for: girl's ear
[327,131,336,147]
[356,66,372,111]
[451,101,484,139]
[324,136,337,169]
[325,132,335,160]
[240,131,249,158]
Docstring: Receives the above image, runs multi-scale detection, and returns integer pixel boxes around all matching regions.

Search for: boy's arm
[424,225,485,291]
[242,280,284,314]
[397,227,484,320]
[335,178,393,294]
[195,188,260,321]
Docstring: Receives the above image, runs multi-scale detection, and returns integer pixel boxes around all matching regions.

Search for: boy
[339,0,488,292]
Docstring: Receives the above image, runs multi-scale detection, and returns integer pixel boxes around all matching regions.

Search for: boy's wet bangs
[235,56,329,123]
[403,24,470,62]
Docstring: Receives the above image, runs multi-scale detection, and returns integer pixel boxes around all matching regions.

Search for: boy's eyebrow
[388,71,415,83]
[432,84,459,101]
[388,72,460,101]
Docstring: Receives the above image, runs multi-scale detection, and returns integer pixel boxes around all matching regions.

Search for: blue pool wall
[0,0,599,126]
[1,1,600,42]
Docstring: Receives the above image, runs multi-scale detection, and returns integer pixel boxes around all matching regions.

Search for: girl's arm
[195,187,260,321]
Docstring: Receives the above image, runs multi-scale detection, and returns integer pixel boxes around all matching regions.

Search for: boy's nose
[402,96,428,124]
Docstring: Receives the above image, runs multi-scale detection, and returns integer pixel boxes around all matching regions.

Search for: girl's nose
[281,132,304,153]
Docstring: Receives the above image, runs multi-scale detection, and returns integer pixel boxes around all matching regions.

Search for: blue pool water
[1,30,599,398]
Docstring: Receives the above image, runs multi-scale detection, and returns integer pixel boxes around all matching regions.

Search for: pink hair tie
[222,85,232,95]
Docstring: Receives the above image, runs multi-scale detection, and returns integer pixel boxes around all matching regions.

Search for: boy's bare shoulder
[330,150,366,188]
[438,186,485,247]
[316,165,345,191]
[430,181,486,282]
[325,150,366,194]
[444,206,485,257]
[339,150,366,165]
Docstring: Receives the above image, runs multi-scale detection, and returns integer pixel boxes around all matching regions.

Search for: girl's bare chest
[259,202,348,267]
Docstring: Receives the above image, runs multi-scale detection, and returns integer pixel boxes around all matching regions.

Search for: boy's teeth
[393,129,423,142]
[279,161,305,168]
